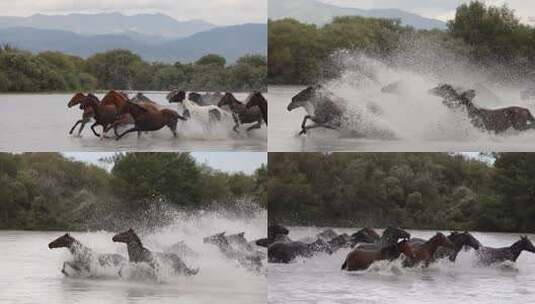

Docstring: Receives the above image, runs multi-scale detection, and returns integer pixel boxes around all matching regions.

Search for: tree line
[268,1,535,84]
[268,153,535,233]
[0,46,266,92]
[0,153,266,231]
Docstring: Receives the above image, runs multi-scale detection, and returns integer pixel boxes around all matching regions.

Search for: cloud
[0,0,267,25]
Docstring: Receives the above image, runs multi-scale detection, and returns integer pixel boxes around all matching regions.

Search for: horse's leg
[116,127,140,140]
[232,113,241,134]
[299,115,312,135]
[246,119,262,132]
[69,120,84,134]
[90,123,101,137]
[77,119,89,135]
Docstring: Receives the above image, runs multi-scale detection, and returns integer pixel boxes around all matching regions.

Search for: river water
[0,212,266,304]
[268,227,535,304]
[268,59,535,152]
[0,92,266,152]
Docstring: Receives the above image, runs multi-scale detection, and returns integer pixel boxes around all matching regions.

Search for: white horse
[167,90,230,129]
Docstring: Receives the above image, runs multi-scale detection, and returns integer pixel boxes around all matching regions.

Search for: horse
[476,236,535,266]
[409,231,481,262]
[431,84,535,133]
[288,85,345,135]
[354,227,411,249]
[167,89,226,126]
[218,93,264,133]
[246,92,268,125]
[341,239,414,271]
[255,224,291,247]
[112,228,198,276]
[68,93,95,135]
[203,232,264,272]
[327,233,353,252]
[350,227,381,246]
[114,101,186,140]
[48,233,125,276]
[78,93,121,138]
[268,238,333,263]
[188,92,223,106]
[403,232,455,267]
[316,229,339,241]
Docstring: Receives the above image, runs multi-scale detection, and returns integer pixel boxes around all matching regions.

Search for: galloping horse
[115,101,186,140]
[355,227,411,249]
[431,84,535,133]
[218,93,264,133]
[48,233,125,276]
[167,89,226,127]
[112,228,198,276]
[341,240,414,271]
[350,227,381,246]
[246,92,268,125]
[255,224,291,247]
[188,92,223,106]
[476,236,535,266]
[79,94,120,137]
[410,231,481,262]
[288,85,345,135]
[68,93,94,135]
[268,238,333,263]
[403,233,454,267]
[203,232,264,272]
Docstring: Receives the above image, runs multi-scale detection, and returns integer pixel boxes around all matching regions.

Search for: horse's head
[218,93,239,108]
[383,227,411,242]
[167,89,186,103]
[268,224,289,239]
[246,92,267,109]
[397,239,415,259]
[517,235,535,253]
[112,228,140,244]
[203,232,227,246]
[361,227,380,239]
[79,94,100,110]
[188,92,202,103]
[288,85,321,111]
[431,232,454,249]
[48,233,76,249]
[449,231,481,250]
[68,93,86,108]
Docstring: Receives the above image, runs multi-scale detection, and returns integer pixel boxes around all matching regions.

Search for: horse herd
[264,224,535,272]
[288,83,535,135]
[67,90,268,140]
[48,228,266,279]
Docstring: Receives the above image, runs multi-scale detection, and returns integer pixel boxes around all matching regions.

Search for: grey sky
[63,152,266,174]
[319,0,535,24]
[0,0,267,25]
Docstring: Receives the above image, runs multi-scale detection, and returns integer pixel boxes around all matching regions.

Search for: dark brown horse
[288,85,345,135]
[431,84,535,133]
[409,231,481,262]
[476,236,535,265]
[354,227,411,249]
[115,101,186,140]
[350,227,381,246]
[112,228,198,276]
[68,93,94,135]
[79,94,120,137]
[403,233,454,267]
[341,240,414,271]
[246,92,268,125]
[48,233,125,276]
[218,93,264,133]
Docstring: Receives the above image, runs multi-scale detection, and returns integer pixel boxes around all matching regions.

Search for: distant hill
[0,12,216,38]
[268,0,447,30]
[0,23,267,63]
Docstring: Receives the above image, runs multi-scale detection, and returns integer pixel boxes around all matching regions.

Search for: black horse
[112,228,198,276]
[288,85,345,135]
[350,227,381,246]
[268,238,333,263]
[48,233,125,276]
[203,232,264,272]
[354,227,411,250]
[256,224,291,247]
[476,236,535,265]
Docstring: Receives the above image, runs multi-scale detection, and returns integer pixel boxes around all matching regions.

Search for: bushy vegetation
[268,1,535,84]
[0,47,266,92]
[0,153,266,231]
[268,153,535,233]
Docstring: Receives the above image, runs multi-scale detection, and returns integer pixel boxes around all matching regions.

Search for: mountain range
[0,13,266,63]
[268,0,447,30]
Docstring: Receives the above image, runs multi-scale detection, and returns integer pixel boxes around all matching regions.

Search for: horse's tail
[341,260,347,270]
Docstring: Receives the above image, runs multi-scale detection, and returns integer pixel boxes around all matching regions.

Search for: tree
[196,54,226,67]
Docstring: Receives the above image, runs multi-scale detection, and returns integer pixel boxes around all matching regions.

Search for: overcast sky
[0,0,267,25]
[320,0,535,24]
[63,152,266,174]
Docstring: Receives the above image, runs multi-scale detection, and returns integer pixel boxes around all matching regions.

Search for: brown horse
[68,93,95,135]
[79,94,120,137]
[246,92,268,125]
[218,93,264,133]
[403,233,454,267]
[341,240,414,271]
[115,101,186,140]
